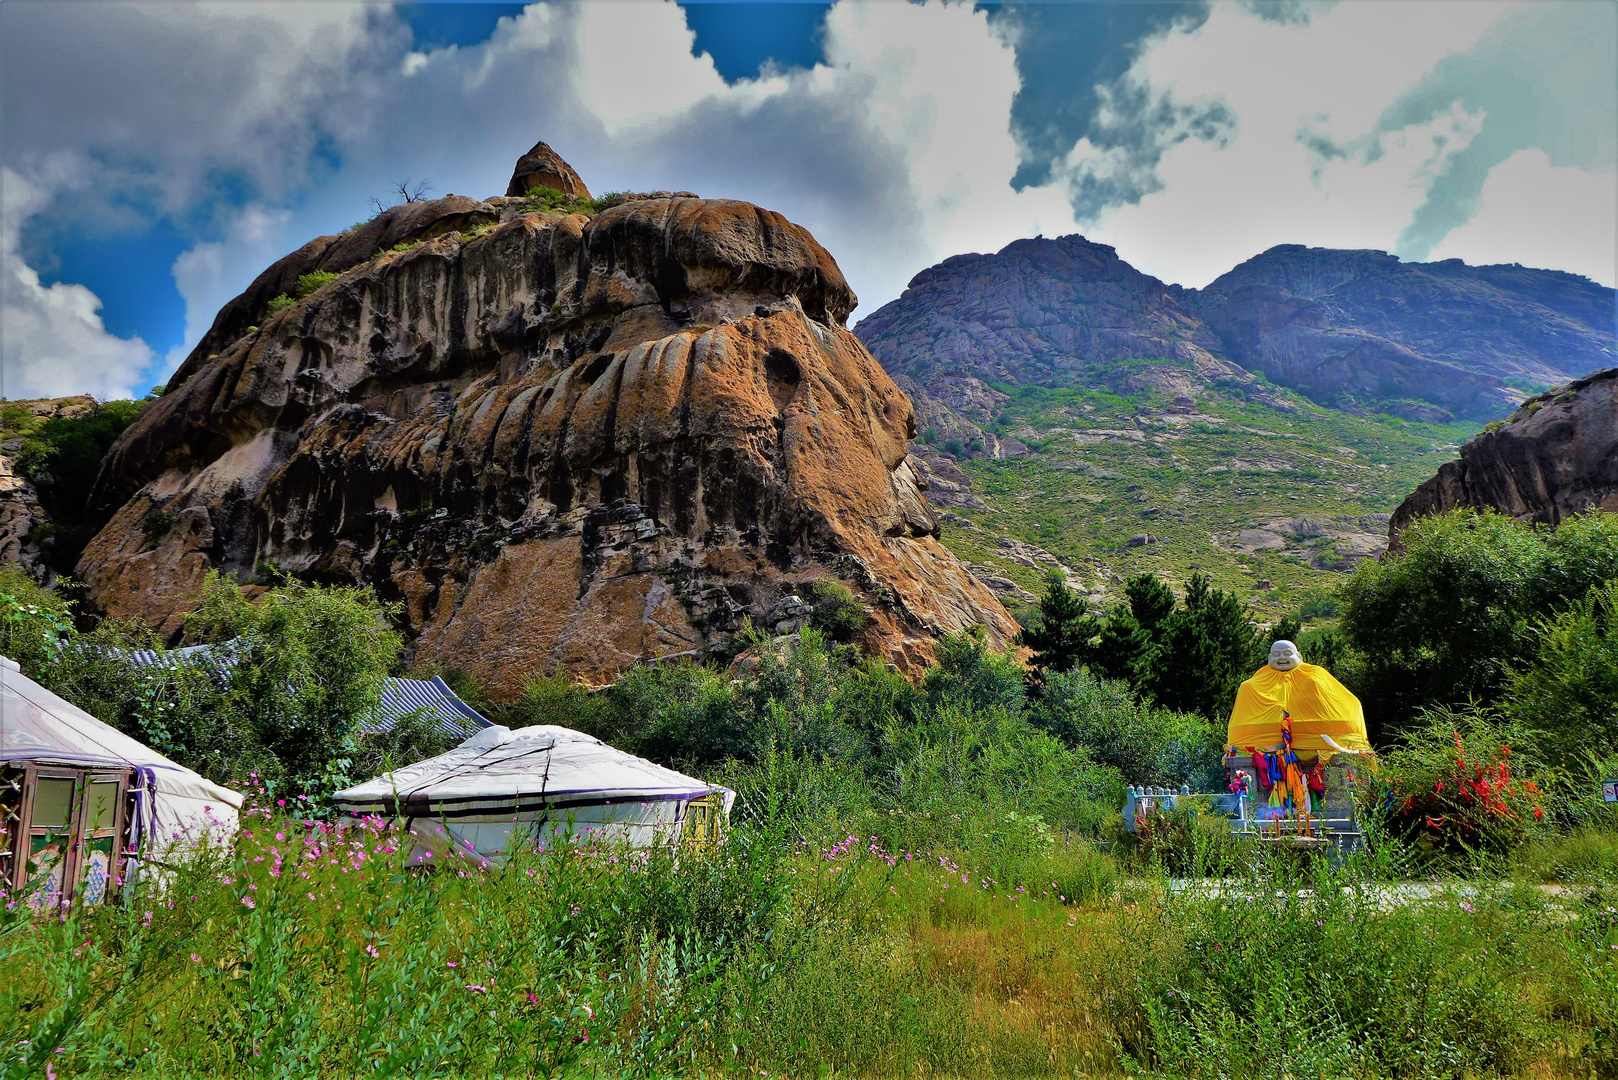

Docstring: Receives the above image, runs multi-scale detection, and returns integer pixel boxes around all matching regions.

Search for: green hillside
[930,376,1475,623]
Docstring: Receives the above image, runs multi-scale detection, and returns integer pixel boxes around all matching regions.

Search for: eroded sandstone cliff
[79,148,1015,695]
[1390,368,1618,535]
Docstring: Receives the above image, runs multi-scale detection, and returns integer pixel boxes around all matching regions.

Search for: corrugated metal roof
[116,643,492,740]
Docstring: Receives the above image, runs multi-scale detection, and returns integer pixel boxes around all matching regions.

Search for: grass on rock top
[932,375,1476,621]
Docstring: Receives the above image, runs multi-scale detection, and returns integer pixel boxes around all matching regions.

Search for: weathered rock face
[506,140,591,199]
[79,166,1015,695]
[857,236,1616,425]
[857,235,1247,395]
[0,396,96,585]
[1390,368,1618,535]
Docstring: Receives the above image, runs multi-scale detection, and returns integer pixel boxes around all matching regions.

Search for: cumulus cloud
[1430,149,1618,284]
[1066,0,1615,288]
[3,0,1613,398]
[1,167,155,400]
[5,0,1080,396]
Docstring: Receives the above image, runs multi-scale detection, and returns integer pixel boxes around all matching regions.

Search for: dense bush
[1340,509,1618,741]
[12,397,149,573]
[1509,577,1618,763]
[1369,706,1549,861]
[4,570,417,798]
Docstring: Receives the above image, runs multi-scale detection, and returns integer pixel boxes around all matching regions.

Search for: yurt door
[18,768,79,910]
[11,767,129,910]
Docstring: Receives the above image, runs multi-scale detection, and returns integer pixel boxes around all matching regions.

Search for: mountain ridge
[858,235,1615,425]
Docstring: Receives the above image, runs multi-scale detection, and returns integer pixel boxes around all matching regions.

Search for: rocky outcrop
[1390,368,1618,534]
[506,140,591,199]
[78,150,1015,696]
[0,396,96,584]
[856,235,1249,396]
[856,237,1616,425]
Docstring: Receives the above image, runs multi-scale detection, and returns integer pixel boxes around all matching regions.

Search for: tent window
[31,778,75,829]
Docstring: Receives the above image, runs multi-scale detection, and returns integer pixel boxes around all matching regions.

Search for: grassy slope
[931,375,1476,621]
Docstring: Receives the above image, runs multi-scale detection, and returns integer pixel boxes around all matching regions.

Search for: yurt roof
[332,725,728,818]
[0,656,242,808]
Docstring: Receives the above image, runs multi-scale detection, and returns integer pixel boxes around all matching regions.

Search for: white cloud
[1063,0,1615,288]
[4,0,1611,399]
[4,0,1081,397]
[165,203,298,371]
[1,167,154,400]
[1430,150,1618,286]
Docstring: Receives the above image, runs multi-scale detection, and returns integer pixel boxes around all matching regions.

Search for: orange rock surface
[78,149,1015,696]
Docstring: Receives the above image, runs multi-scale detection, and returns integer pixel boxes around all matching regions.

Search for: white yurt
[331,724,734,865]
[0,656,242,908]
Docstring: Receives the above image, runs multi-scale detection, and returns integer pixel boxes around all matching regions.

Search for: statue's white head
[1268,640,1303,671]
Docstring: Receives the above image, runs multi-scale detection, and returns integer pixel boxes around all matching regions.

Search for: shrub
[13,397,149,573]
[1340,509,1618,741]
[805,579,870,644]
[0,565,74,672]
[1031,666,1222,790]
[1370,706,1548,861]
[264,292,295,314]
[294,269,338,298]
[521,185,609,216]
[1509,577,1618,764]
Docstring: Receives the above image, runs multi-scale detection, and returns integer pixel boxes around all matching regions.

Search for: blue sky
[2,0,1614,400]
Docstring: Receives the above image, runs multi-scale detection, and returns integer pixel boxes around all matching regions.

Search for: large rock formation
[1390,368,1618,533]
[78,149,1015,696]
[506,139,591,200]
[857,236,1616,425]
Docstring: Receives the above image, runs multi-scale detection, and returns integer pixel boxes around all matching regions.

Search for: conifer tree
[1019,570,1099,674]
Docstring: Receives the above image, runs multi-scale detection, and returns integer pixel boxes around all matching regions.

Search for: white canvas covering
[0,656,242,857]
[332,724,734,862]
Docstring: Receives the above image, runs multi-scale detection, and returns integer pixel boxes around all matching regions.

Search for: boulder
[1391,368,1618,535]
[78,146,1014,696]
[506,139,591,199]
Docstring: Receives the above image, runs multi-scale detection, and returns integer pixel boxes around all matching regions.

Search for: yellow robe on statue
[1226,663,1371,755]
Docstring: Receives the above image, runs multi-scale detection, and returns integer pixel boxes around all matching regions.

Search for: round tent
[1,656,241,905]
[331,724,734,864]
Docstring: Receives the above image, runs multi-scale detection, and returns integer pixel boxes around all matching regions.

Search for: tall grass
[3,804,1614,1079]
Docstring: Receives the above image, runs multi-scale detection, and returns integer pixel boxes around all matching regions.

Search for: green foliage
[388,238,424,253]
[13,397,149,573]
[520,185,611,216]
[1340,509,1618,741]
[1510,578,1618,762]
[0,565,75,672]
[1371,706,1550,861]
[30,571,406,797]
[805,578,870,644]
[1145,572,1264,718]
[1031,667,1223,790]
[1019,570,1098,674]
[264,292,295,314]
[1113,859,1596,1078]
[294,270,338,298]
[137,508,172,544]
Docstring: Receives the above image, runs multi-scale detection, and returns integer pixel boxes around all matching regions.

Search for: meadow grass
[3,807,1615,1079]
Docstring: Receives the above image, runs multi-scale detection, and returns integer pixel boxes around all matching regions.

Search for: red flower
[1533,807,1544,820]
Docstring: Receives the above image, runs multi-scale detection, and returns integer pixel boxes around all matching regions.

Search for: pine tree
[1146,573,1262,719]
[1019,570,1099,674]
[1090,605,1151,685]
